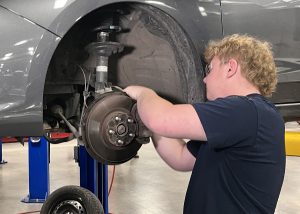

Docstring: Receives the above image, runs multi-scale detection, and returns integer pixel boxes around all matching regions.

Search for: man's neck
[224,76,261,97]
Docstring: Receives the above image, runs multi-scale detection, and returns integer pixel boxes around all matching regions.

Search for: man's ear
[227,58,238,78]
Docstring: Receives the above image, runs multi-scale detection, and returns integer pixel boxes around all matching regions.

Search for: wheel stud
[117,139,124,145]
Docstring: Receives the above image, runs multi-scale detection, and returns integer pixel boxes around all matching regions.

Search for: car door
[220,0,300,119]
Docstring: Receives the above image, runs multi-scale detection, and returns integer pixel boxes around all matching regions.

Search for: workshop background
[0,121,299,214]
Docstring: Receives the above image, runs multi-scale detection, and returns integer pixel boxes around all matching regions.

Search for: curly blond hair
[204,34,277,97]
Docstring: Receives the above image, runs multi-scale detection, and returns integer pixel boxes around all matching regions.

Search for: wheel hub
[105,112,136,147]
[54,200,85,214]
[81,91,143,164]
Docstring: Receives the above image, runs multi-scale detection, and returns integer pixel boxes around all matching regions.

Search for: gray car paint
[0,0,299,136]
[0,0,223,52]
[222,0,300,65]
[0,6,60,136]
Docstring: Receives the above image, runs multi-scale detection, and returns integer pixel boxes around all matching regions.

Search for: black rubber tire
[40,185,104,214]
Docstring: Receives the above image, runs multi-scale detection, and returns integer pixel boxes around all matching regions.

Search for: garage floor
[0,122,299,214]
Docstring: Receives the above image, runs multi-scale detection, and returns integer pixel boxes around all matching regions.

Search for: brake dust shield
[81,91,142,164]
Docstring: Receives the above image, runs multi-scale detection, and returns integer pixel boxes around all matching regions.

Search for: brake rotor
[81,91,142,164]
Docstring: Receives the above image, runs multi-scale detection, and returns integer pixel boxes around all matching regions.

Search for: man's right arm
[124,86,207,141]
[151,134,196,172]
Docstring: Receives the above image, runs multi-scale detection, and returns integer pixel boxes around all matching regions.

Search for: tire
[40,185,104,214]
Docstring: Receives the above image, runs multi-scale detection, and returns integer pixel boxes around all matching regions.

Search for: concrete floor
[0,122,299,214]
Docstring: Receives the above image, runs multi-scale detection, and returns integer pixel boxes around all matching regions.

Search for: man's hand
[123,86,154,101]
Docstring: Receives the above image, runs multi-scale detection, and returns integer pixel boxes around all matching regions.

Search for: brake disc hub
[105,112,136,147]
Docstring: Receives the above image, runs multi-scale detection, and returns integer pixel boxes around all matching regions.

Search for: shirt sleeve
[187,140,204,157]
[192,96,258,150]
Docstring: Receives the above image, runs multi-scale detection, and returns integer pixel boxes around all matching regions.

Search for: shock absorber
[85,25,124,94]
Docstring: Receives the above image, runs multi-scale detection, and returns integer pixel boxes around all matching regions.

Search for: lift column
[78,145,109,214]
[22,137,49,203]
[0,139,7,164]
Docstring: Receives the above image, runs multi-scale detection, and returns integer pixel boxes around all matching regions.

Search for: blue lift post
[79,145,108,214]
[0,139,7,164]
[22,137,49,203]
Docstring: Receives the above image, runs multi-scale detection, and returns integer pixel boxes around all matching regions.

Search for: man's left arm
[151,134,196,171]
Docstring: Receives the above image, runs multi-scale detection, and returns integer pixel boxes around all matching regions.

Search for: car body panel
[0,0,223,51]
[0,6,60,136]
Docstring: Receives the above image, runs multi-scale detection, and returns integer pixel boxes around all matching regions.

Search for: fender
[0,0,223,55]
[0,6,60,136]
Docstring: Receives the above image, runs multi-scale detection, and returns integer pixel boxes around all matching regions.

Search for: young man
[124,34,285,213]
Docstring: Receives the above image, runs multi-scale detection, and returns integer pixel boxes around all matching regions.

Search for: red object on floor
[1,133,71,143]
[49,132,71,139]
[0,137,28,143]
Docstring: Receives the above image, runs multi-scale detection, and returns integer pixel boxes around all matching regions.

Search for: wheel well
[43,2,204,132]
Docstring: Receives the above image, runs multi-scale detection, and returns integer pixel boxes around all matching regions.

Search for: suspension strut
[85,25,124,94]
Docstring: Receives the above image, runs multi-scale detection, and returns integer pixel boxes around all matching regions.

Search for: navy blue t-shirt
[184,94,285,214]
